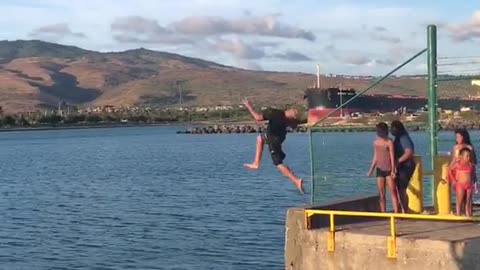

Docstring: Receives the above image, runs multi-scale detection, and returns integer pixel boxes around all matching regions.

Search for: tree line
[0,109,252,127]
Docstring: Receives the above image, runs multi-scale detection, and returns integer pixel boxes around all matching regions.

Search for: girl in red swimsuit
[449,129,478,194]
[448,147,474,216]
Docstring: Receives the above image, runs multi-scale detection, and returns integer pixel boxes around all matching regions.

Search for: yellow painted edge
[387,236,397,259]
[327,231,335,252]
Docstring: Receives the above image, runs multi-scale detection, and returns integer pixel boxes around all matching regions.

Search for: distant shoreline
[0,123,169,133]
[0,120,479,134]
[0,120,255,133]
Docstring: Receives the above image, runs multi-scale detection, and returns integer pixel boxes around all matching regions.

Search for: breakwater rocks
[177,124,308,134]
[176,124,410,134]
[177,121,480,134]
[439,120,480,131]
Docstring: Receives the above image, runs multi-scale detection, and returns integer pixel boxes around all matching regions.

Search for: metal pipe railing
[305,209,476,221]
[305,209,477,259]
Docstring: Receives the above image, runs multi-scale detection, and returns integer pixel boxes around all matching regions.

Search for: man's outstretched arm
[243,98,264,121]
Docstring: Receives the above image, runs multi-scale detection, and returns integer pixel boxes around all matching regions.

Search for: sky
[1,0,480,75]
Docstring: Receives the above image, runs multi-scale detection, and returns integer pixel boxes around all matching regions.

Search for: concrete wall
[284,195,480,270]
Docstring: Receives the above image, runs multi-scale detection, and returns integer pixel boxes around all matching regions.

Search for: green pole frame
[308,129,315,203]
[307,47,427,204]
[427,25,438,203]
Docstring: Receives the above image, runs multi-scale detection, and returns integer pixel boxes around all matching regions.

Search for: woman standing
[390,120,416,213]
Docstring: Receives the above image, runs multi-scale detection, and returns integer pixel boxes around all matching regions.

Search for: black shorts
[395,161,416,190]
[376,168,391,178]
[262,134,286,166]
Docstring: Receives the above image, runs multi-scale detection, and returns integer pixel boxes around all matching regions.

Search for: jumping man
[243,98,305,193]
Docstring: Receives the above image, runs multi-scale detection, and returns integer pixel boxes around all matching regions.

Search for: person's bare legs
[244,135,264,170]
[465,189,472,217]
[376,177,386,212]
[455,186,465,216]
[386,176,399,213]
[277,164,303,193]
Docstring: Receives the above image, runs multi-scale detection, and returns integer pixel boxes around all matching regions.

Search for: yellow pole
[327,214,335,251]
[434,156,451,215]
[407,156,423,213]
[387,216,396,258]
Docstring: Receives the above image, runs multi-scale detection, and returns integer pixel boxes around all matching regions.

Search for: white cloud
[29,23,86,42]
[110,16,195,45]
[0,1,477,75]
[171,14,316,41]
[215,37,265,59]
[446,10,480,42]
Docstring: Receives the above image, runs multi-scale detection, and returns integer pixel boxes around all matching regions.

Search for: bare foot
[244,163,259,170]
[296,179,304,194]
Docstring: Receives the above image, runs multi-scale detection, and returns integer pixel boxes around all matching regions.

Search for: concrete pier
[285,196,480,270]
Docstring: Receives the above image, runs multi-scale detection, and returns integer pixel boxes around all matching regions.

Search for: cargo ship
[304,68,480,123]
[304,87,425,118]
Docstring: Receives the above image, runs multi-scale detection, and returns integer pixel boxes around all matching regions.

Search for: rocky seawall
[176,120,480,134]
[439,120,480,131]
[176,124,308,134]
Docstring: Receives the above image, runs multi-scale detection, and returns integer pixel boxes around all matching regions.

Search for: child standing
[450,129,478,194]
[449,148,474,216]
[367,123,398,213]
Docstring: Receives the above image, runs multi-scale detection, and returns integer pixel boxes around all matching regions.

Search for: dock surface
[285,196,480,270]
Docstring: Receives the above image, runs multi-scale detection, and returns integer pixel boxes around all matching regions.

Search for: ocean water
[309,131,463,205]
[0,126,475,270]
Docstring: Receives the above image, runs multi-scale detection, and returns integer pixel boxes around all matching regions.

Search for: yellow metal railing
[305,209,477,259]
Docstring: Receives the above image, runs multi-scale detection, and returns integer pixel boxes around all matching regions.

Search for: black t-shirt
[394,134,415,167]
[262,108,287,139]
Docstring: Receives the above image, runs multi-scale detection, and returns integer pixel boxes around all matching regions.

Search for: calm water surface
[0,126,476,269]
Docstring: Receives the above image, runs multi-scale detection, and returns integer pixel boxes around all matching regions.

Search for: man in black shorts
[243,98,305,193]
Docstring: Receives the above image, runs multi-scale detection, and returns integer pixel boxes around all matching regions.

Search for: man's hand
[242,98,263,121]
[243,98,252,108]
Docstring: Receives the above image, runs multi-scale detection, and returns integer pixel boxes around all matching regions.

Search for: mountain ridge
[0,40,476,113]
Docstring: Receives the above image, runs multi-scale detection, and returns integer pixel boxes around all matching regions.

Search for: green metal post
[308,129,315,204]
[427,25,438,166]
[427,25,438,203]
